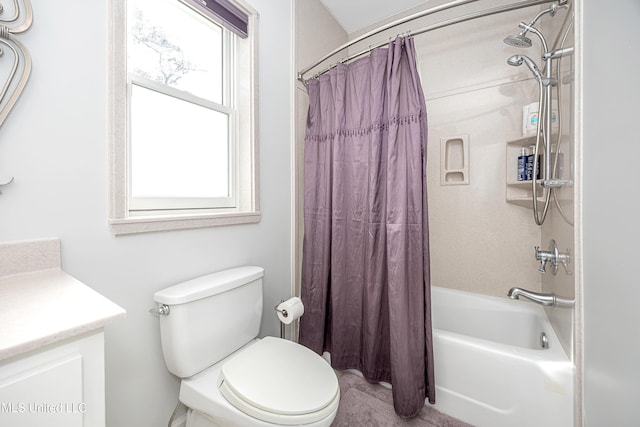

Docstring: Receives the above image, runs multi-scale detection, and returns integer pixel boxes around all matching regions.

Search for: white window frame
[108,0,260,235]
[127,76,237,210]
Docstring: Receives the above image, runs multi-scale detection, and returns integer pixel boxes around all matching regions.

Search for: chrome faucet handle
[534,245,552,273]
[538,259,547,273]
[534,240,571,276]
[535,246,547,273]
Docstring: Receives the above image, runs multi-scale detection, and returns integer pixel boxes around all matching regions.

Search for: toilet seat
[218,337,339,425]
[180,338,339,426]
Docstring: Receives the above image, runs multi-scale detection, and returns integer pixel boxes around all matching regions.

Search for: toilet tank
[153,266,264,378]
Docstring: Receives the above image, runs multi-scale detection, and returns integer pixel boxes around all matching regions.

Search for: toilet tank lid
[154,266,264,305]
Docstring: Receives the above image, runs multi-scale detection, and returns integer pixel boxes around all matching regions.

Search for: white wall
[0,1,293,426]
[582,0,640,424]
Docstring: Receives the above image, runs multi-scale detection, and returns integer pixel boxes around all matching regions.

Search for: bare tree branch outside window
[130,9,200,85]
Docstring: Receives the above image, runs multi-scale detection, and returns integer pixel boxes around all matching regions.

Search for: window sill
[109,211,261,235]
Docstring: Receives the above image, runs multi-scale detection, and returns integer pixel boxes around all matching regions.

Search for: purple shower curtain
[299,37,435,418]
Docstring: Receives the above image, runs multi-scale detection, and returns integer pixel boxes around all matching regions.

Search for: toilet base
[186,408,229,427]
[185,406,337,427]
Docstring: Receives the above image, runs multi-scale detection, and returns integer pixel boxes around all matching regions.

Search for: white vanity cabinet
[0,331,106,427]
[0,239,125,427]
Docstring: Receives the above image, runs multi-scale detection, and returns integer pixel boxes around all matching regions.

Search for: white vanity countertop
[0,268,126,362]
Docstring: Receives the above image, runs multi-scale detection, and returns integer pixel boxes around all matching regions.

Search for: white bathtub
[429,286,574,427]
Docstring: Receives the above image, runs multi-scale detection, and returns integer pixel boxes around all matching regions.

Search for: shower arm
[523,1,563,30]
[518,22,549,53]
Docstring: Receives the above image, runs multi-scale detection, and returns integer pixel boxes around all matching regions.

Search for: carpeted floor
[331,372,474,427]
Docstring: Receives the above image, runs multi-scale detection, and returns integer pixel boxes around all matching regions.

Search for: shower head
[507,54,524,66]
[507,54,556,87]
[503,33,532,48]
[503,22,548,52]
[507,54,543,80]
[518,22,549,53]
[503,1,567,50]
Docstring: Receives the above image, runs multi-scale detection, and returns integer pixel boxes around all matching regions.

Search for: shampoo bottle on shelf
[526,146,540,181]
[517,148,528,181]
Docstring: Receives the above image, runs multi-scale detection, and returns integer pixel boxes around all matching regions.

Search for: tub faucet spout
[507,287,556,306]
[508,287,575,308]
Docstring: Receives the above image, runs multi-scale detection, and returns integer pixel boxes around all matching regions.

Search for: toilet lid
[218,336,339,425]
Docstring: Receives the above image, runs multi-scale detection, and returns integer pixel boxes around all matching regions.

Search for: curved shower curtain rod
[297,0,568,84]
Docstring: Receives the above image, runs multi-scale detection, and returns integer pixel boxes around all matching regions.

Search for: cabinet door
[0,331,105,427]
[0,354,84,427]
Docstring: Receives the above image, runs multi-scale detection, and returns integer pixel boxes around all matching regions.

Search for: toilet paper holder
[274,297,304,339]
[274,302,290,318]
[274,301,287,339]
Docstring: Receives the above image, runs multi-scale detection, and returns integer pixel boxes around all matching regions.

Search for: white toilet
[153,266,340,427]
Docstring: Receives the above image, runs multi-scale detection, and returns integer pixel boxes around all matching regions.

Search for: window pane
[130,84,230,199]
[127,0,223,104]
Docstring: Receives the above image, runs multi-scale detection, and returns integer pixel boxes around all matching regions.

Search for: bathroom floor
[331,372,473,427]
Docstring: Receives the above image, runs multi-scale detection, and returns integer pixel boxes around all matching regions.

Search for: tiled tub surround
[0,238,125,427]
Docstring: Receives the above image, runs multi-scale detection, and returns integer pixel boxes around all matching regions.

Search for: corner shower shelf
[506,136,547,209]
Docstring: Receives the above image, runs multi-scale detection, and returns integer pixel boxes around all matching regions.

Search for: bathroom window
[109,0,260,234]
